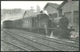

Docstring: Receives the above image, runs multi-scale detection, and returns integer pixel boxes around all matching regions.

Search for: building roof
[22,13,49,19]
[23,10,38,18]
[57,0,79,9]
[57,1,67,9]
[44,3,59,10]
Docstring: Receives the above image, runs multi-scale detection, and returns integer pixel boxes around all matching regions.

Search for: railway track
[2,29,61,51]
[2,29,79,51]
[1,31,42,51]
[12,28,79,43]
[8,29,79,47]
[1,40,27,51]
[29,29,79,43]
[27,29,79,43]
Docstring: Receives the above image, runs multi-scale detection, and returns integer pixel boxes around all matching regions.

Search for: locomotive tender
[3,13,74,38]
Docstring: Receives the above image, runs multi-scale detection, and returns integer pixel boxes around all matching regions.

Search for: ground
[1,28,79,51]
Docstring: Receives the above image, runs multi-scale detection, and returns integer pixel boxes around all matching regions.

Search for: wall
[60,1,79,31]
[61,1,79,13]
[44,5,59,17]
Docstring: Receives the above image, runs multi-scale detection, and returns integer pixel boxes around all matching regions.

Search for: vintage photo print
[1,0,79,51]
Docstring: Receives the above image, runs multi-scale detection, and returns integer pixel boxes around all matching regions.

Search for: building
[22,8,39,28]
[23,10,38,18]
[43,3,59,18]
[58,1,79,31]
[1,9,22,15]
[1,9,25,21]
[23,8,40,18]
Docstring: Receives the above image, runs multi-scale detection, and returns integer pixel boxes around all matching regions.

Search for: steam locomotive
[3,13,74,38]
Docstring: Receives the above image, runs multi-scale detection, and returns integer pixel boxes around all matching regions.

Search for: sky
[1,1,63,24]
[1,1,63,10]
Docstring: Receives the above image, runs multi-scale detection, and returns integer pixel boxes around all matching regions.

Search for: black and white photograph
[1,0,79,51]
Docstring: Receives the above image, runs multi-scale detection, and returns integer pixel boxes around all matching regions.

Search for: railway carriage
[3,20,13,28]
[13,19,23,29]
[21,16,37,31]
[20,13,51,33]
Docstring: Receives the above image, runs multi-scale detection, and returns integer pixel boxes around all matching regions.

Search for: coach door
[32,17,36,28]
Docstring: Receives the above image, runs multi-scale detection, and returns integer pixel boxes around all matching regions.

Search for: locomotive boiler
[50,16,74,38]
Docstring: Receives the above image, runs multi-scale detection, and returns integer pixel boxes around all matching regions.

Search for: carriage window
[24,21,28,24]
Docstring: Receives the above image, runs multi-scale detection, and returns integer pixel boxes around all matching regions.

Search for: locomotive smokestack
[43,10,49,16]
[43,10,52,20]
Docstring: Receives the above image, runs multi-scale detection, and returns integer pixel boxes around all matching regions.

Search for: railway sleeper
[2,30,59,51]
[8,29,79,47]
[4,29,79,51]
